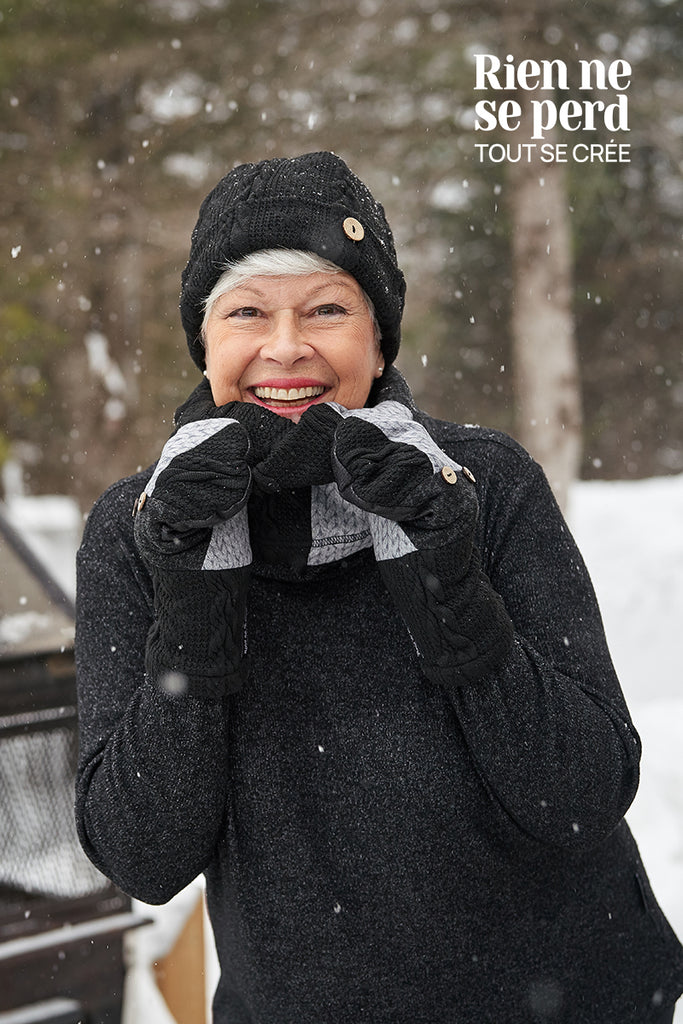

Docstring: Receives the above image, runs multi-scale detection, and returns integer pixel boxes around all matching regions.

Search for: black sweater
[75,412,683,1023]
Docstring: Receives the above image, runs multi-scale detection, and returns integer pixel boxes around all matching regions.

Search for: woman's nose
[259,312,313,364]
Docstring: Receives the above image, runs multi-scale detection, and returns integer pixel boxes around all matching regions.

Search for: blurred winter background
[1,0,682,1018]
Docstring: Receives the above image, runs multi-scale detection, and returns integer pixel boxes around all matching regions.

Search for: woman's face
[202,271,383,422]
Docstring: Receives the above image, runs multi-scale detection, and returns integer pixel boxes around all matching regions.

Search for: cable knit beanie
[180,151,406,369]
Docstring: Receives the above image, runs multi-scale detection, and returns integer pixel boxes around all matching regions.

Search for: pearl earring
[203,369,209,378]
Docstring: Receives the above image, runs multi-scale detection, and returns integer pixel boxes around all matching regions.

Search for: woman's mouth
[253,384,326,404]
[249,384,328,416]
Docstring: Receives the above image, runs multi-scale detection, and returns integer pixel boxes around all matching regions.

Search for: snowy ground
[570,473,683,1020]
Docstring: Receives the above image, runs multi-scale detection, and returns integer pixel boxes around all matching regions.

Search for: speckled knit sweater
[75,401,683,1024]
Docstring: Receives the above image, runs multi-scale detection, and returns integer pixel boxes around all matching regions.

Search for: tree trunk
[508,95,582,512]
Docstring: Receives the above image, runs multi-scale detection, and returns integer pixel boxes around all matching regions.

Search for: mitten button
[441,465,458,484]
[462,466,477,484]
[343,216,365,241]
[133,491,147,515]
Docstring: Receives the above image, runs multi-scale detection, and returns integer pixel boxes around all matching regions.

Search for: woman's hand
[329,402,477,558]
[134,412,254,572]
[301,400,514,686]
[133,381,291,695]
[298,400,475,562]
[136,379,294,571]
[173,376,293,465]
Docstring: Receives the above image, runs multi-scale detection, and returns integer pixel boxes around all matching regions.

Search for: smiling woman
[74,151,683,1024]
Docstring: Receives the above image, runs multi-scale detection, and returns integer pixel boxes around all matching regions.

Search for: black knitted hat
[180,151,406,369]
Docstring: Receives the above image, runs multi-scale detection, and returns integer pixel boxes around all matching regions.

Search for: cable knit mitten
[304,400,514,686]
[134,395,275,697]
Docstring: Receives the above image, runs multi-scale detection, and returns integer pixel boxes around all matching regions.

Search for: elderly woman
[75,152,683,1023]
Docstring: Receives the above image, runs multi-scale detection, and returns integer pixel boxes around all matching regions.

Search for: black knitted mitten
[135,390,288,696]
[304,400,514,686]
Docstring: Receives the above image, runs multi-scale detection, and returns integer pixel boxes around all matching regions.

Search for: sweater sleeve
[74,476,232,904]
[432,428,641,851]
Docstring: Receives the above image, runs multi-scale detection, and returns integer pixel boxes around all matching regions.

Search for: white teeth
[253,385,325,401]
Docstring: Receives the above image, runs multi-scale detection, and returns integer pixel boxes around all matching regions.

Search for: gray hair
[200,249,380,345]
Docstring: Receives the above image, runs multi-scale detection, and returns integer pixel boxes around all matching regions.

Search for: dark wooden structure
[0,506,142,1023]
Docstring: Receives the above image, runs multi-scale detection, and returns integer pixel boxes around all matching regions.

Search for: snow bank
[570,473,683,976]
[570,474,683,702]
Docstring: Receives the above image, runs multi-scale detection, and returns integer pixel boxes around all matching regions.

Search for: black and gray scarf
[172,366,417,575]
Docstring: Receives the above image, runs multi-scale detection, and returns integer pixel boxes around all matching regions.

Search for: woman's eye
[315,303,346,316]
[228,306,261,318]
